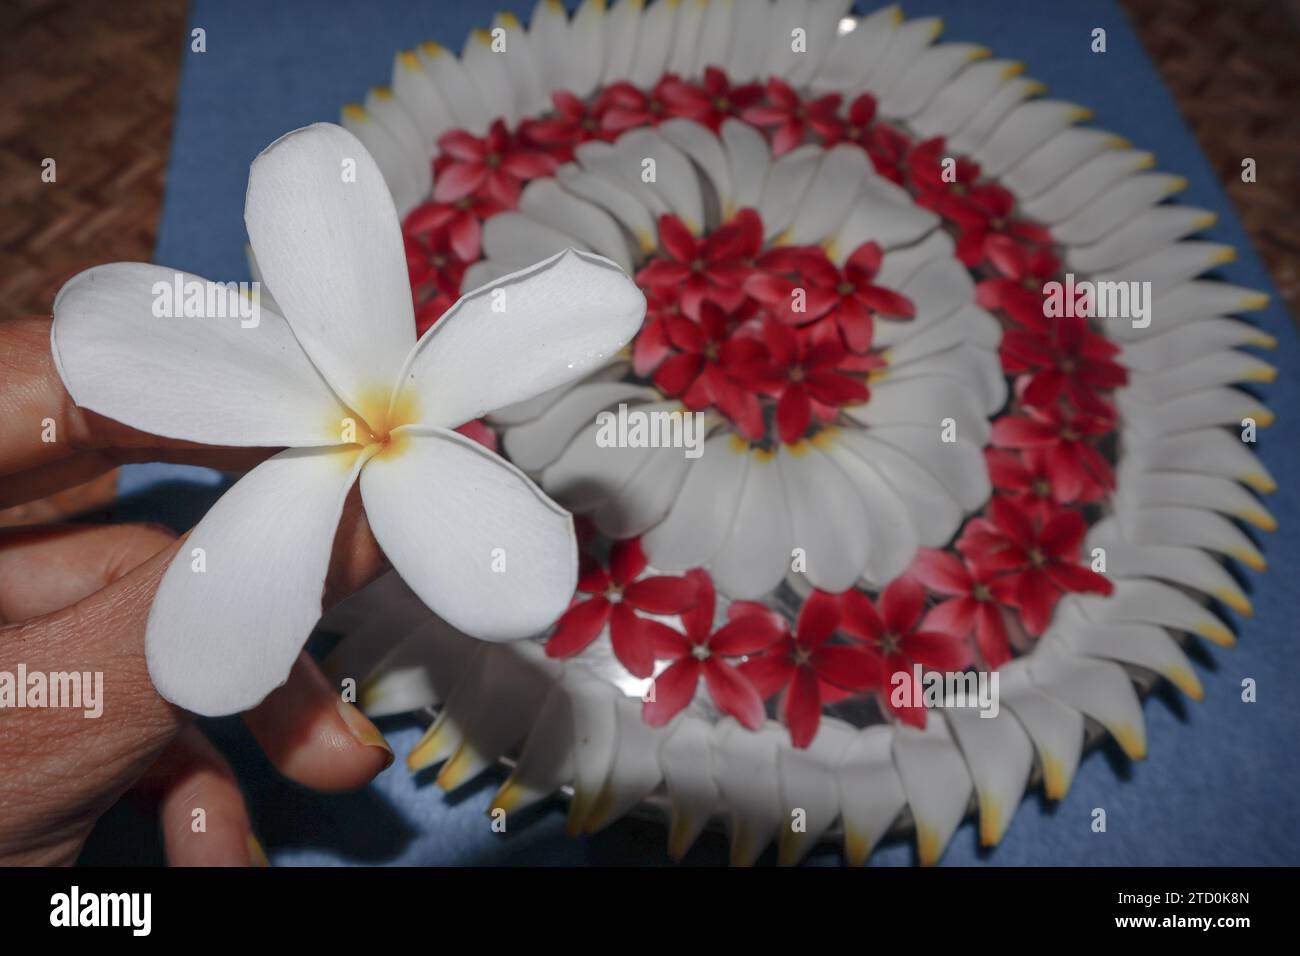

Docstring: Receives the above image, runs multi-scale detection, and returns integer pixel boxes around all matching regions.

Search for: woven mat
[0,0,1294,526]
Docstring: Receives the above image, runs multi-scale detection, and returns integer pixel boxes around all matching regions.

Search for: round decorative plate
[314,0,1277,865]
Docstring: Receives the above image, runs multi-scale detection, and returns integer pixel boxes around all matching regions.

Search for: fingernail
[247,834,270,867]
[337,699,395,768]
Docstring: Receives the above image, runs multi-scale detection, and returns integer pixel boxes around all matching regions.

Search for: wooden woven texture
[0,0,1294,526]
[1121,0,1300,318]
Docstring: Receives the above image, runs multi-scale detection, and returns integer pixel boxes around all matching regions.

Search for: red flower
[636,209,762,318]
[991,403,1115,502]
[595,75,699,133]
[654,67,764,132]
[839,579,973,728]
[985,447,1081,518]
[454,419,498,452]
[632,286,682,377]
[403,192,501,263]
[1000,311,1127,415]
[747,242,914,353]
[643,570,780,730]
[956,497,1112,635]
[653,300,769,439]
[738,591,882,748]
[975,235,1064,331]
[741,77,843,156]
[908,549,1013,669]
[403,231,467,336]
[518,89,613,162]
[831,94,911,185]
[545,539,697,678]
[759,316,870,444]
[433,120,557,208]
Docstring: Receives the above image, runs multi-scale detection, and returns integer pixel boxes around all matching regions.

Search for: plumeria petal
[398,249,645,429]
[52,263,350,447]
[359,426,575,641]
[244,123,416,428]
[146,447,367,715]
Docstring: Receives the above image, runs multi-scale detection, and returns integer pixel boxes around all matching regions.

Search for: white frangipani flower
[51,123,645,717]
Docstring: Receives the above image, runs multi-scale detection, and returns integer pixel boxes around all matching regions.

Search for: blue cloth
[101,0,1299,865]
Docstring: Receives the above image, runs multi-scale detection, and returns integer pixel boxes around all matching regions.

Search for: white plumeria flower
[50,123,645,717]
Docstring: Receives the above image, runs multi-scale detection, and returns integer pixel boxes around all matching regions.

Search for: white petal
[713,720,784,866]
[628,0,678,87]
[758,145,822,239]
[911,58,1016,138]
[594,443,693,539]
[783,146,872,245]
[1115,504,1266,570]
[821,434,919,586]
[866,15,942,98]
[504,381,658,473]
[765,0,811,80]
[601,0,643,84]
[1073,578,1236,648]
[146,447,364,716]
[245,123,415,426]
[710,448,794,599]
[483,212,592,265]
[850,373,990,445]
[357,615,480,717]
[891,715,972,866]
[492,12,550,116]
[399,248,644,429]
[615,129,705,234]
[461,29,517,125]
[580,696,665,832]
[693,0,735,76]
[973,100,1091,178]
[999,659,1084,800]
[1051,173,1187,246]
[721,118,770,214]
[1020,148,1154,224]
[341,102,424,217]
[880,43,987,119]
[835,724,906,865]
[660,716,720,859]
[52,262,349,447]
[391,50,455,148]
[948,75,1040,155]
[1002,127,1120,200]
[943,705,1033,847]
[520,178,634,270]
[568,0,609,96]
[777,444,870,592]
[432,644,560,790]
[642,432,751,569]
[1030,641,1147,761]
[360,426,576,641]
[868,423,990,514]
[1064,206,1216,274]
[528,0,571,96]
[665,0,705,76]
[659,119,733,219]
[811,3,898,93]
[828,191,939,261]
[776,718,855,865]
[557,164,659,256]
[836,429,963,548]
[417,41,490,133]
[492,683,574,815]
[566,677,622,829]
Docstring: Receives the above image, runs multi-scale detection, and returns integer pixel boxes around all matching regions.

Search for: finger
[0,522,176,623]
[142,726,266,866]
[0,316,277,499]
[0,491,388,857]
[243,652,394,793]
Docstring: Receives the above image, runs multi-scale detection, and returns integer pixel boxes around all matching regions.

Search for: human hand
[0,315,392,866]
